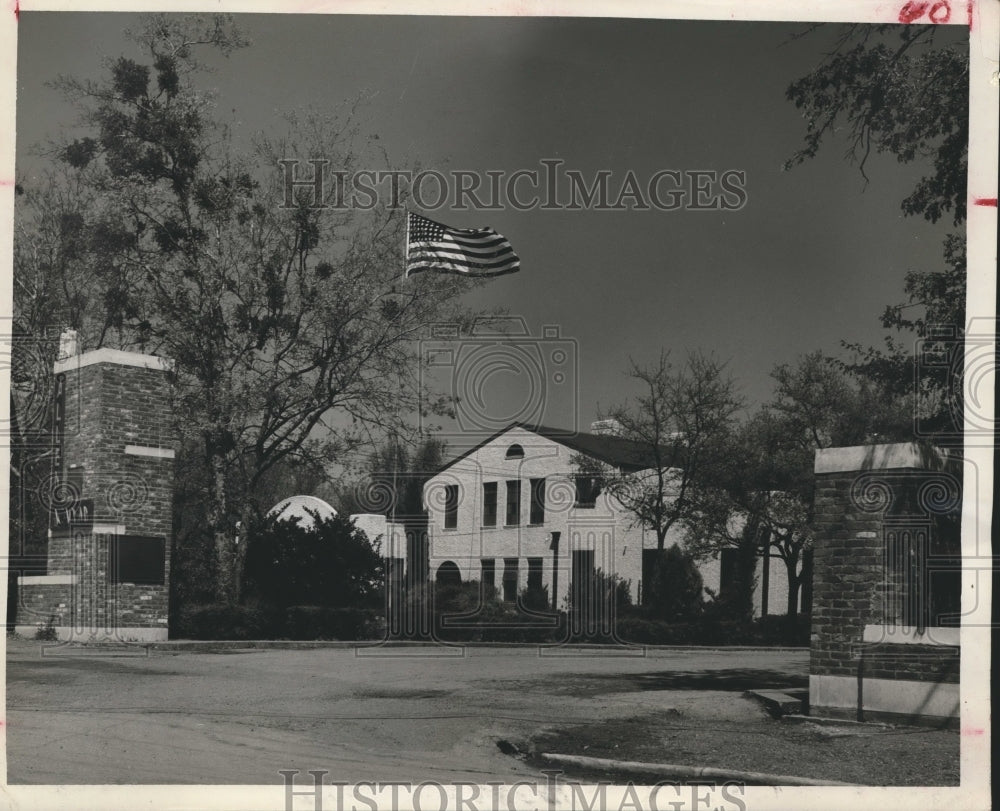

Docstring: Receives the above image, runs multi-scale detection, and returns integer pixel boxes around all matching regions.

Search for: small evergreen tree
[519,583,550,613]
[644,544,704,622]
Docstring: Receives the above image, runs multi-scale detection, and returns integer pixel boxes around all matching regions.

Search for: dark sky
[15,13,964,445]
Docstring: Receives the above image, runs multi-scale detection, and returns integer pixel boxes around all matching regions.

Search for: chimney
[58,329,78,360]
[590,418,623,436]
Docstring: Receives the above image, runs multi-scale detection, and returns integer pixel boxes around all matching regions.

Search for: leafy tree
[10,173,107,578]
[771,350,913,449]
[344,433,447,520]
[682,480,761,623]
[337,432,447,590]
[14,15,486,604]
[785,24,968,440]
[765,353,905,615]
[170,444,331,613]
[577,350,743,551]
[684,353,899,619]
[785,24,967,226]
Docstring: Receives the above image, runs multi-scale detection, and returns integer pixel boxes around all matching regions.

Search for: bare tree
[579,350,743,552]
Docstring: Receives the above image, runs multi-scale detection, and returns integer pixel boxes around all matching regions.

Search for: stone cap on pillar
[53,347,173,375]
[815,442,957,474]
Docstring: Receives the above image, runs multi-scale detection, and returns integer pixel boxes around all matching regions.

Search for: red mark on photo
[899,1,931,22]
[930,1,952,22]
[967,0,974,29]
[962,727,985,736]
[974,198,998,207]
[899,0,952,23]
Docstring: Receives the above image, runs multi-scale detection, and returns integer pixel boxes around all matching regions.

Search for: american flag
[405,212,520,278]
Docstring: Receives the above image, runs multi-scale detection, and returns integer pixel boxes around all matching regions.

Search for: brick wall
[857,646,960,683]
[18,583,74,630]
[809,469,884,678]
[61,359,173,533]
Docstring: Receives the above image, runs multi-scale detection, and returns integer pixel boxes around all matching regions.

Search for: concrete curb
[538,753,862,787]
[40,639,809,653]
[745,688,808,717]
[781,714,893,728]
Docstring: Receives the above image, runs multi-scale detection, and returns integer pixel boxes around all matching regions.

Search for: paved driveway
[5,639,807,785]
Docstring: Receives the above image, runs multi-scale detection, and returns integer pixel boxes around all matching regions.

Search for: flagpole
[402,208,409,281]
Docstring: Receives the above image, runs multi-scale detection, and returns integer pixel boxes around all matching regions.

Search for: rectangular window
[482,482,498,527]
[719,548,738,598]
[527,557,543,591]
[574,475,601,508]
[444,484,458,529]
[111,536,166,585]
[505,480,521,526]
[571,549,595,611]
[529,478,546,525]
[502,557,519,602]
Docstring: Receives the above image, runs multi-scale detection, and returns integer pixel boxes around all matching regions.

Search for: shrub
[242,512,384,609]
[34,615,58,641]
[616,616,746,646]
[518,584,550,612]
[432,579,485,615]
[443,599,563,643]
[701,587,753,625]
[385,579,564,643]
[564,568,632,613]
[283,606,384,640]
[173,601,385,640]
[754,613,811,646]
[563,568,633,642]
[612,611,810,647]
[173,602,282,640]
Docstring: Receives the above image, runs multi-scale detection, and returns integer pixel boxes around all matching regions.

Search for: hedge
[174,603,384,641]
[173,600,810,646]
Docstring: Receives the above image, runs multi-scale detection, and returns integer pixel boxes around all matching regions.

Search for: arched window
[435,561,462,586]
[506,443,525,459]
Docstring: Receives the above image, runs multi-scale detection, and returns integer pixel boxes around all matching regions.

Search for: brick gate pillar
[809,443,961,724]
[16,347,176,643]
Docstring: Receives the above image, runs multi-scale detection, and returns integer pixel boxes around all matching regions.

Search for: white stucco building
[422,422,795,615]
